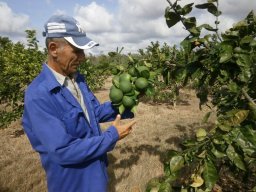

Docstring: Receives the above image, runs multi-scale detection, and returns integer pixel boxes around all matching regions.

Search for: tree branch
[242,88,256,107]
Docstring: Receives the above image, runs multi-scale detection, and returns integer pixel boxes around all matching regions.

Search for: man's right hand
[112,114,136,140]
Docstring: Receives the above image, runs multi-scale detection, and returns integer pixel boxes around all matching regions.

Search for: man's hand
[112,114,136,140]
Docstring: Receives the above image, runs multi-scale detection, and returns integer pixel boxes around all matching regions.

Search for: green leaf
[218,124,232,132]
[174,67,187,81]
[127,55,134,63]
[236,133,256,156]
[226,144,246,171]
[219,41,233,63]
[196,128,207,138]
[165,8,181,28]
[238,67,251,82]
[233,20,248,29]
[229,110,249,126]
[250,40,256,47]
[145,86,154,96]
[202,111,211,123]
[180,3,194,16]
[200,24,217,32]
[183,17,196,30]
[240,36,254,45]
[240,125,256,146]
[207,3,221,16]
[182,139,198,147]
[203,159,218,189]
[112,75,120,88]
[188,27,200,36]
[195,3,221,16]
[190,174,204,188]
[208,0,217,2]
[118,104,125,114]
[222,30,240,40]
[219,110,249,127]
[195,3,211,9]
[169,155,184,173]
[131,105,137,114]
[219,53,232,63]
[228,82,239,92]
[211,146,226,158]
[159,182,172,192]
[180,39,192,52]
[108,51,117,57]
[236,54,251,67]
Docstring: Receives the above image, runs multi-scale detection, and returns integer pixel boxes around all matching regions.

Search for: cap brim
[64,36,99,50]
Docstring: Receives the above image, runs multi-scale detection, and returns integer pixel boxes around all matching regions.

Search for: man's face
[54,40,86,76]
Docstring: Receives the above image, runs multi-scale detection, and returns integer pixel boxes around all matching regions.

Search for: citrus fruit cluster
[109,65,152,114]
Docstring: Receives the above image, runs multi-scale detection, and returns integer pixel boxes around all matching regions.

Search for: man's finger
[113,114,121,126]
[127,120,136,128]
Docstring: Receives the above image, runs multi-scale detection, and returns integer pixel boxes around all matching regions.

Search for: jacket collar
[41,63,62,92]
[42,63,84,109]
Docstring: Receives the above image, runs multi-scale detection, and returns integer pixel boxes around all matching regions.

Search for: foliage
[0,32,46,128]
[139,42,186,105]
[78,57,109,91]
[109,42,187,106]
[146,0,256,191]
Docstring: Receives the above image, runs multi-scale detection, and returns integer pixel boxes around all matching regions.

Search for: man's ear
[48,42,58,58]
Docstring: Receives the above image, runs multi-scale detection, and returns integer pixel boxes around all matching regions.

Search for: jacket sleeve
[23,94,119,166]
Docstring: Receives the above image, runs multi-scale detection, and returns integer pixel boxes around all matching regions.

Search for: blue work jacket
[22,64,133,192]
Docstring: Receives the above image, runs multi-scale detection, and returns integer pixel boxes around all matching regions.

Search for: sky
[0,0,255,54]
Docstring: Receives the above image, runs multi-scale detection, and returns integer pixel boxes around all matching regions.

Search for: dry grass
[0,78,215,192]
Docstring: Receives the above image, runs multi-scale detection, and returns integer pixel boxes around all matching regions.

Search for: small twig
[166,0,172,6]
[242,88,256,107]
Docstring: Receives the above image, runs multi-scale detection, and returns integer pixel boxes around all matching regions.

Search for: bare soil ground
[0,79,215,192]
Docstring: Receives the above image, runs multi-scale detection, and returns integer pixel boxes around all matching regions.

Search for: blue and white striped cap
[43,15,99,50]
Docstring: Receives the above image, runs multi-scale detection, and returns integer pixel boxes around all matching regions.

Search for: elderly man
[22,14,136,192]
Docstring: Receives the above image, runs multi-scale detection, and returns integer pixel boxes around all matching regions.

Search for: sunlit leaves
[190,174,204,188]
[226,144,246,171]
[196,128,207,141]
[219,42,233,63]
[169,155,184,173]
[203,159,218,189]
[217,110,249,130]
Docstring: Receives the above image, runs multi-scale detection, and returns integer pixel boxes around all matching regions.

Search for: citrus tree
[146,0,256,191]
[0,31,46,128]
[138,42,186,105]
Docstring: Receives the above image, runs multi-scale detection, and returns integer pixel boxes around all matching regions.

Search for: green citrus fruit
[111,67,119,75]
[109,87,123,103]
[119,81,133,94]
[137,66,149,72]
[128,67,139,77]
[112,75,120,87]
[119,73,131,82]
[122,96,135,108]
[137,66,150,78]
[135,77,149,91]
